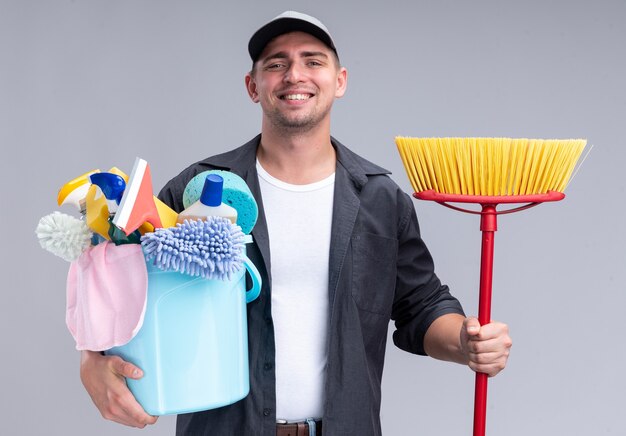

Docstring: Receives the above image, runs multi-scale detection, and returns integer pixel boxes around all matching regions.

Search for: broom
[395,137,587,436]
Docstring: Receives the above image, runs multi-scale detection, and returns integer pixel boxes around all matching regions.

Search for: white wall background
[1,0,624,434]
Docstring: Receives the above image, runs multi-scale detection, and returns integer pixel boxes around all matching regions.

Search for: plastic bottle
[90,172,141,245]
[177,174,238,224]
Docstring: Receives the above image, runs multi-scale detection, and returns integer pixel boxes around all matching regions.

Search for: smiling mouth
[280,93,313,101]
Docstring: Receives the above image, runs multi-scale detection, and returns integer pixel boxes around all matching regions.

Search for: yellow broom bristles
[395,137,587,196]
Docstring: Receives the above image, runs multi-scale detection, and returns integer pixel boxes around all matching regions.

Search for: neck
[257,120,336,184]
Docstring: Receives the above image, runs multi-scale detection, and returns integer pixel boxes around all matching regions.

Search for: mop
[141,216,247,281]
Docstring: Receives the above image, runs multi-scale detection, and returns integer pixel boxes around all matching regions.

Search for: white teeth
[283,94,311,100]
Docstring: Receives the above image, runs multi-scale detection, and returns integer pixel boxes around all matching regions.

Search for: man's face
[245,31,347,133]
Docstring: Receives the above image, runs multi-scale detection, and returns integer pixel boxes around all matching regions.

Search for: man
[80,11,512,435]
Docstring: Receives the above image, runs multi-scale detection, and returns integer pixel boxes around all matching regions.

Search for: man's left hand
[460,317,512,377]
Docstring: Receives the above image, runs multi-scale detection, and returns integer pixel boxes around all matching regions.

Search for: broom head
[395,137,587,197]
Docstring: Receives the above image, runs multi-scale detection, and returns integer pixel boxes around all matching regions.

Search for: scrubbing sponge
[183,170,258,234]
[141,217,246,281]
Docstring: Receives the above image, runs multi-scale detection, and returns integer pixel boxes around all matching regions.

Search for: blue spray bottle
[90,173,141,245]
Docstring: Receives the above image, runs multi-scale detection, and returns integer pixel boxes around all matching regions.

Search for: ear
[335,67,348,98]
[245,73,260,103]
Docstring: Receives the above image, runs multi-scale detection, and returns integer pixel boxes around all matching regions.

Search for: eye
[307,60,323,67]
[265,63,286,70]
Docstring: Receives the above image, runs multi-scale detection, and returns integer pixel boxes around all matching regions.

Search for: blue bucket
[107,254,261,416]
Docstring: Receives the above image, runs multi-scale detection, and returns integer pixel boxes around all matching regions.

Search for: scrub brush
[141,216,246,280]
[36,212,92,261]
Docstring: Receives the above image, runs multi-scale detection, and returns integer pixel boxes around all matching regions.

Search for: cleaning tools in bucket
[182,170,259,234]
[395,137,587,436]
[141,216,246,280]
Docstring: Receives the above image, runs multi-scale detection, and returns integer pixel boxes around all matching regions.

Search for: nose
[283,62,304,84]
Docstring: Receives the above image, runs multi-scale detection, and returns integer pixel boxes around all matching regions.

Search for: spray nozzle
[89,173,126,214]
[58,169,101,212]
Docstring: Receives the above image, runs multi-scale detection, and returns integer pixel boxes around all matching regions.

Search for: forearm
[423,313,468,364]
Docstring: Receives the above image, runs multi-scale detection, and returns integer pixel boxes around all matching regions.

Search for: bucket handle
[243,255,261,303]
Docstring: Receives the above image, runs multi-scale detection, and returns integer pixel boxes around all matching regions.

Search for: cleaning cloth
[66,241,148,351]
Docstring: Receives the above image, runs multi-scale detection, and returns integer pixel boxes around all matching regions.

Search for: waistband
[276,418,322,436]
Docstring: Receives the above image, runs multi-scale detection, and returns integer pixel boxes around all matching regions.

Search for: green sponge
[183,170,258,234]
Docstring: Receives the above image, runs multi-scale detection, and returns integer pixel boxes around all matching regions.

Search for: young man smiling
[245,29,346,187]
[80,11,512,436]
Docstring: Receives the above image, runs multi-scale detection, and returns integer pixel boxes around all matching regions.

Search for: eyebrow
[261,50,330,64]
[300,51,329,59]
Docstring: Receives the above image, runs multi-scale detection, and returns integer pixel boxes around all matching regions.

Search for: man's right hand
[80,350,158,428]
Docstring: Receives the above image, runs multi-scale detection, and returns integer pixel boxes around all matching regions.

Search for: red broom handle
[474,204,497,436]
[412,191,561,434]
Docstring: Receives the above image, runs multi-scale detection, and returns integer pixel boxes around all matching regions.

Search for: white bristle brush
[36,212,92,261]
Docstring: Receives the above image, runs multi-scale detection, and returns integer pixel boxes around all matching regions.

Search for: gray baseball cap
[248,11,338,62]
